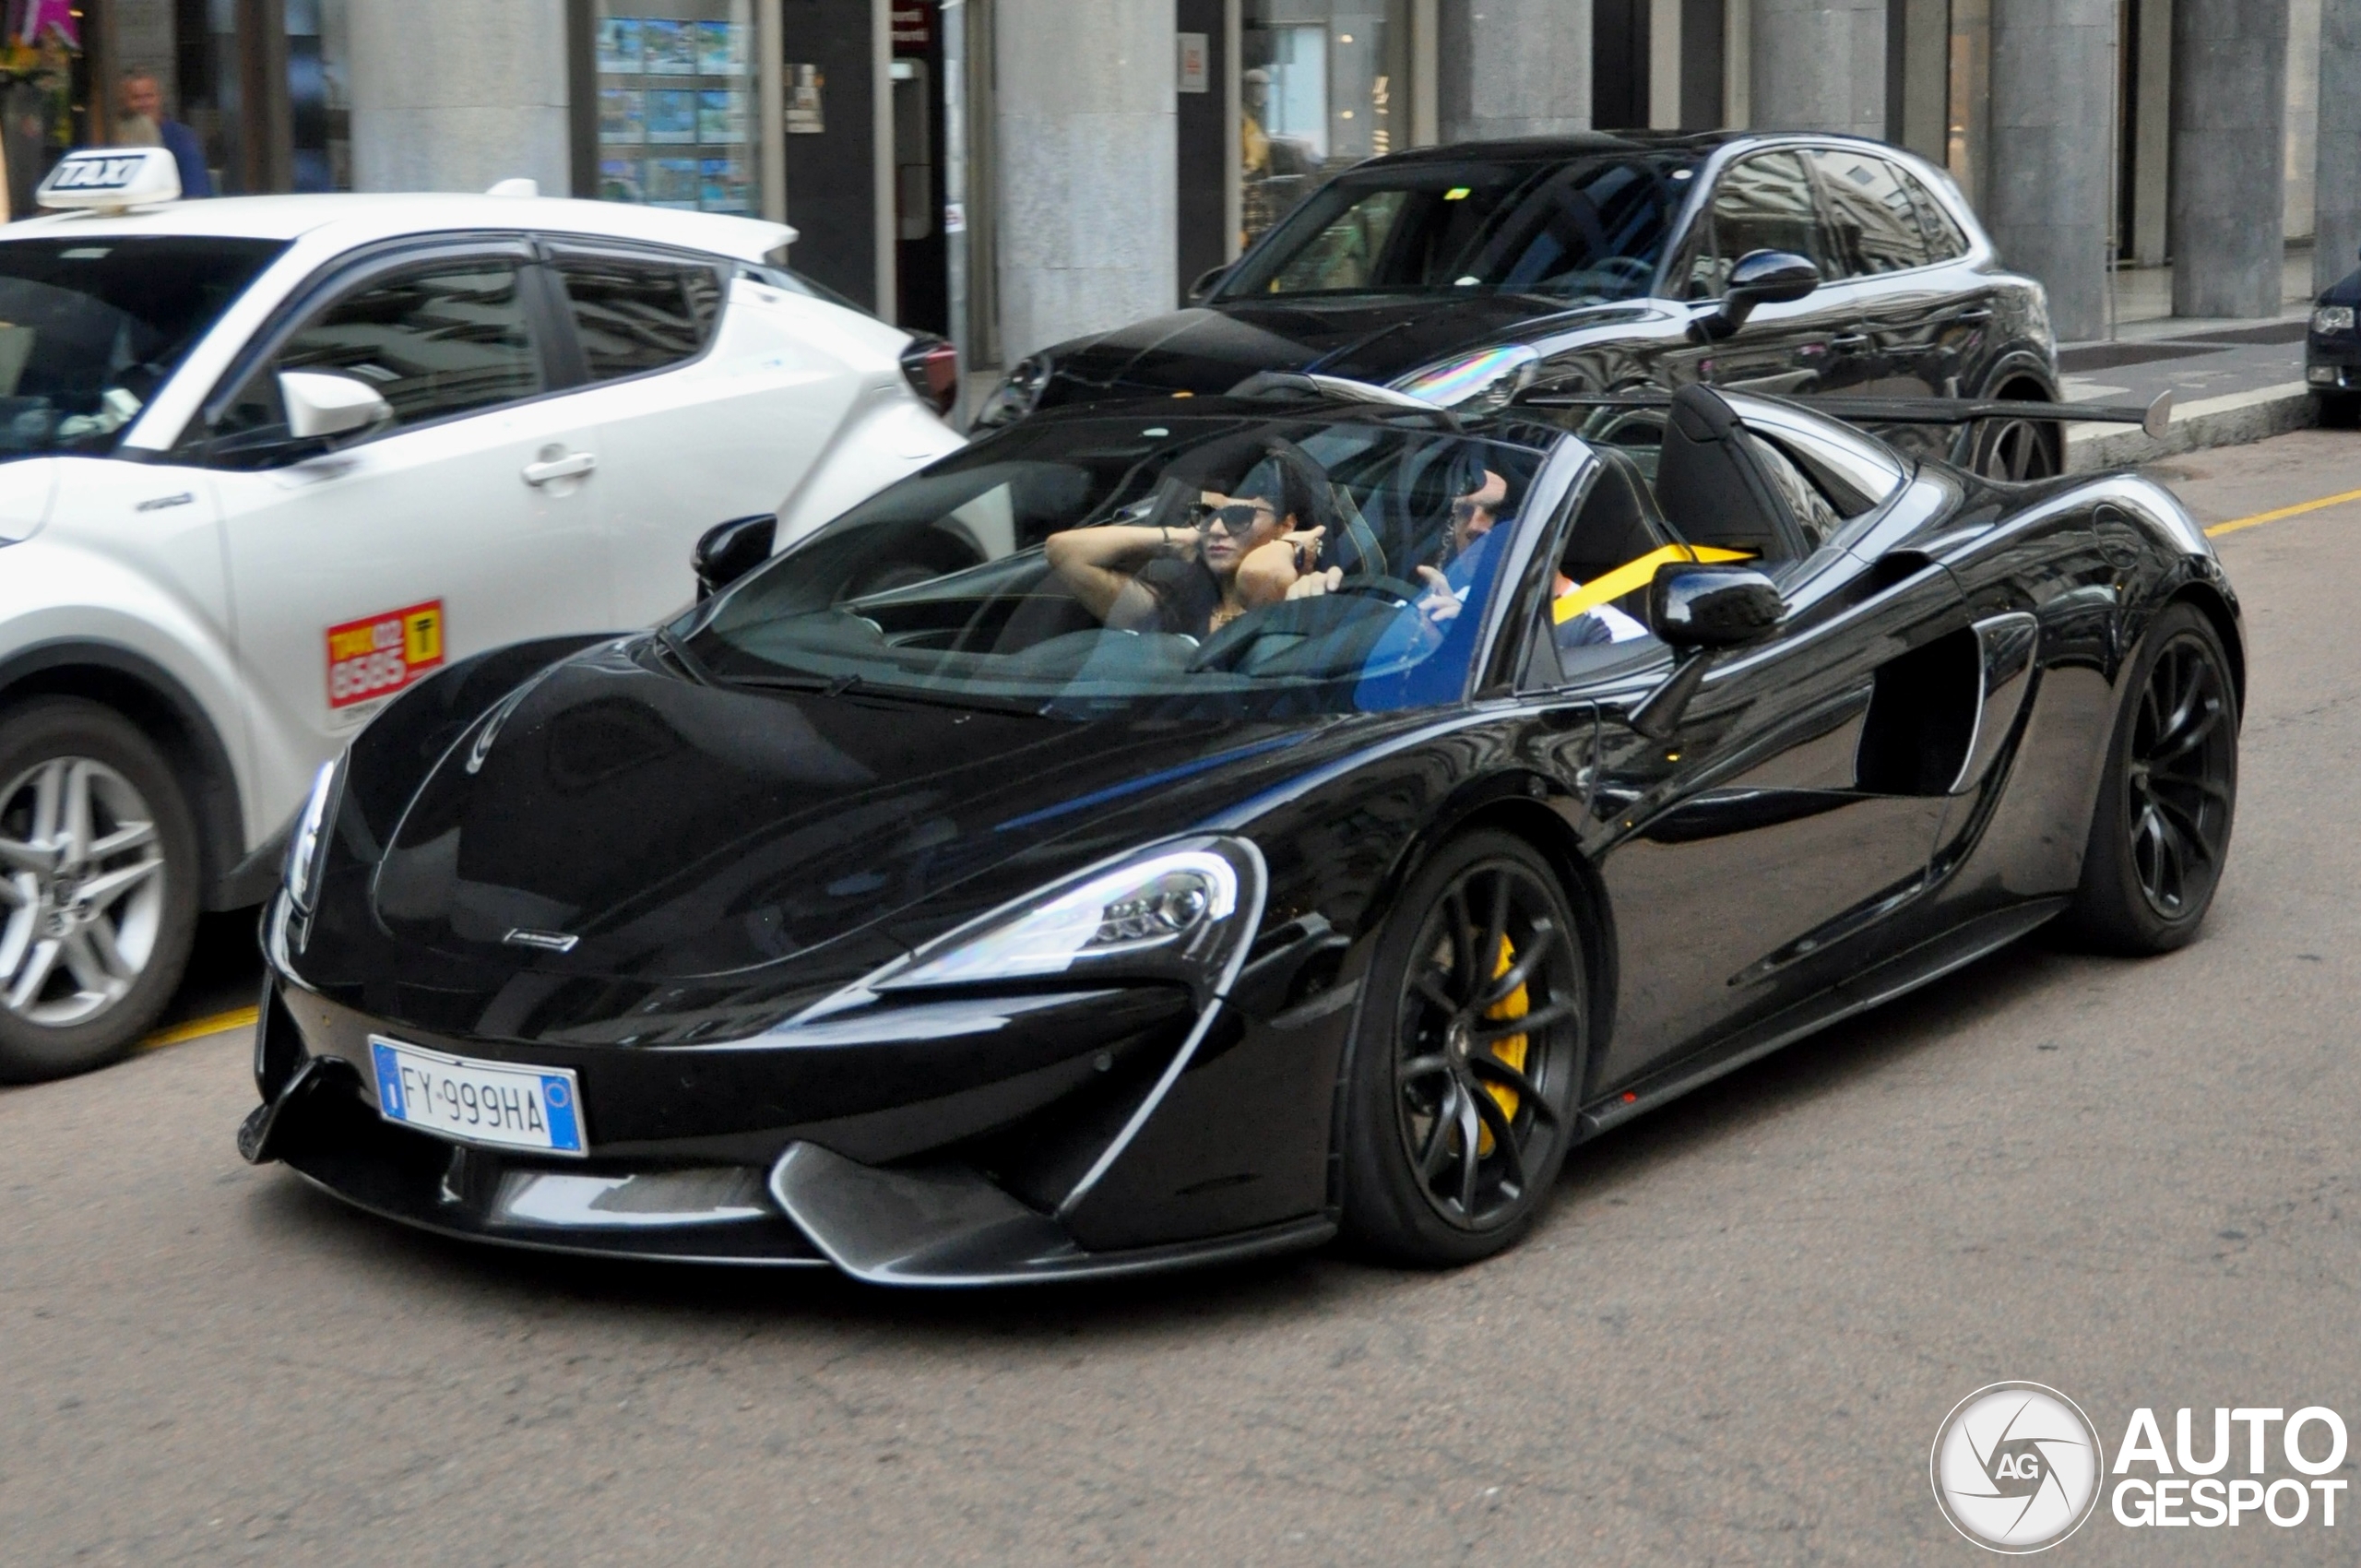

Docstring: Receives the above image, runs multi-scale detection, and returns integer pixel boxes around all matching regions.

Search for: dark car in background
[2307,249,2361,420]
[976,132,2064,481]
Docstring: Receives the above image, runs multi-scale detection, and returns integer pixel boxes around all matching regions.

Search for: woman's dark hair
[1231,440,1331,531]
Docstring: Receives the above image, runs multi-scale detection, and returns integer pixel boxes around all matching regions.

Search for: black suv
[976,131,2063,479]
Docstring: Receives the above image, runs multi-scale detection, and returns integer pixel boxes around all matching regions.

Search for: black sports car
[239,380,2240,1285]
[974,132,2064,481]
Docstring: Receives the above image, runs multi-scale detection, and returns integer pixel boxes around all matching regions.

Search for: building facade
[37,1,2345,368]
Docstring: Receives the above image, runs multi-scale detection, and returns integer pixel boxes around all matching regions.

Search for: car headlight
[283,759,341,913]
[875,836,1265,999]
[972,354,1053,428]
[1393,344,1541,414]
[2314,305,2355,335]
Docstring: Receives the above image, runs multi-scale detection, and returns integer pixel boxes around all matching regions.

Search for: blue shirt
[159,120,211,198]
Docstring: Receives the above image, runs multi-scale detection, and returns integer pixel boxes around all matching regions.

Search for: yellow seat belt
[1552,543,1754,624]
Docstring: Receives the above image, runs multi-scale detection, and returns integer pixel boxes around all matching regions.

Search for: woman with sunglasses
[1045,445,1326,639]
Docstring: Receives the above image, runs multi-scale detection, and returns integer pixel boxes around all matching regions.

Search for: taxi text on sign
[326,600,445,710]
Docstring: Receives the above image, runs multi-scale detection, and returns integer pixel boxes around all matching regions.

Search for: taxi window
[210,258,547,458]
[0,235,283,459]
[552,252,722,381]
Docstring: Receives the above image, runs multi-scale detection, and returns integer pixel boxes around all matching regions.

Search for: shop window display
[1240,2,1408,250]
[593,0,758,215]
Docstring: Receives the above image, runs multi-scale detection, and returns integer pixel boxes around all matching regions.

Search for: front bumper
[2307,334,2361,388]
[240,958,1347,1284]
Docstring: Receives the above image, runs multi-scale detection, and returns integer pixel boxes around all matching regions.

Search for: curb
[2065,382,2319,471]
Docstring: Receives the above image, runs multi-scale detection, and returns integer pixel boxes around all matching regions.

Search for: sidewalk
[2060,251,2328,469]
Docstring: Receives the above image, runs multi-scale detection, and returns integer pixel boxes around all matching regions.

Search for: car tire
[1337,830,1587,1266]
[0,697,201,1082]
[2312,391,2361,430]
[2058,603,2238,956]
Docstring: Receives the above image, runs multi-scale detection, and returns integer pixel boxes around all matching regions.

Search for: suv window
[1809,148,1930,277]
[1893,166,1971,262]
[211,257,545,457]
[553,253,723,380]
[1684,152,1831,298]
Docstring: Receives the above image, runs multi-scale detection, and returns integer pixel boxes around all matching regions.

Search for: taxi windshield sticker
[326,600,444,710]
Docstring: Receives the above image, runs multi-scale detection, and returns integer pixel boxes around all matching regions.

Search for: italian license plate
[368,1036,587,1157]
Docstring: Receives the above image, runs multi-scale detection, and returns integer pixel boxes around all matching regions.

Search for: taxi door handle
[522,451,596,486]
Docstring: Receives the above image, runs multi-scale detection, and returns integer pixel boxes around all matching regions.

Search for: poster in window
[786,64,824,134]
[700,157,751,213]
[599,89,645,143]
[643,19,698,75]
[595,17,642,73]
[646,90,696,144]
[599,159,645,203]
[696,20,748,75]
[647,157,700,208]
[697,89,745,144]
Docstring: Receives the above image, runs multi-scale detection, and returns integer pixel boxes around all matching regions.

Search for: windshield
[1218,155,1698,304]
[682,414,1554,720]
[0,236,285,459]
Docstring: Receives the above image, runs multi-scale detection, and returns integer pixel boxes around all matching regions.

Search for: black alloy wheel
[1340,831,1585,1265]
[1974,409,2060,481]
[2061,603,2238,954]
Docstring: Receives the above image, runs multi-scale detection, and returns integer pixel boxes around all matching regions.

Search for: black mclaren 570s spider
[239,379,2241,1286]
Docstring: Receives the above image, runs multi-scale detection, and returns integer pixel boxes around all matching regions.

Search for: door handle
[1831,333,1872,352]
[1954,308,1994,326]
[522,451,596,486]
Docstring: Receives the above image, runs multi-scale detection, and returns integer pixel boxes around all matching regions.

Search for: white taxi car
[0,148,963,1078]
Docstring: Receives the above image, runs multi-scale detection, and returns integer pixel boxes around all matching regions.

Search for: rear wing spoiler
[1520,389,2175,442]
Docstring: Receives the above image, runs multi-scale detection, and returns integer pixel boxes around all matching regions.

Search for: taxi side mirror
[279,370,393,441]
[694,514,776,600]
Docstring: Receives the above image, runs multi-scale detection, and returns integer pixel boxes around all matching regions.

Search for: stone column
[1438,0,1593,141]
[993,0,1176,359]
[2171,0,2292,319]
[2318,0,2361,291]
[1984,0,2115,342]
[1749,0,1884,137]
[348,0,570,194]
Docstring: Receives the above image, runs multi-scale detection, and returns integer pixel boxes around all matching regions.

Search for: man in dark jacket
[118,70,211,197]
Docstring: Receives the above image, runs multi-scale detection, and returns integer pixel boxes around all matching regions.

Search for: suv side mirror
[1188,264,1231,303]
[1692,250,1821,343]
[279,370,393,440]
[693,513,776,600]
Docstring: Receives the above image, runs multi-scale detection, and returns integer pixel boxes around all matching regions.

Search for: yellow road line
[2204,485,2361,539]
[138,1004,259,1052]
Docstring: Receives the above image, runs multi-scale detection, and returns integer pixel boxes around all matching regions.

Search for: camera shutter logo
[1931,1383,2106,1552]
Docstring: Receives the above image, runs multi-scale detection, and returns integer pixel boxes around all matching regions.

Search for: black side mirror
[1632,564,1786,739]
[1188,264,1231,303]
[1651,563,1785,647]
[1691,249,1821,343]
[693,514,776,601]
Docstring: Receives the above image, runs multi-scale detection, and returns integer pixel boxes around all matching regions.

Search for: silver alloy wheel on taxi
[0,755,170,1028]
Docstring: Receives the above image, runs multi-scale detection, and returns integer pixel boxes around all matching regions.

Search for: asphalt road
[9,430,2361,1565]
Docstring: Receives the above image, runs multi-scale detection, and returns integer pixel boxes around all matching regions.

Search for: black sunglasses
[1188,501,1278,535]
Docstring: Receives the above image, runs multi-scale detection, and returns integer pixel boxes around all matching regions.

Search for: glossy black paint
[992,133,2058,458]
[2308,255,2361,398]
[245,399,2237,1287]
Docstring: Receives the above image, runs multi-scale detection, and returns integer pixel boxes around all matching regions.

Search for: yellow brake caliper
[1475,936,1529,1157]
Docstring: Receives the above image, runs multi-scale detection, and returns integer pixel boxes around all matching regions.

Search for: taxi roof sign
[36,147,182,211]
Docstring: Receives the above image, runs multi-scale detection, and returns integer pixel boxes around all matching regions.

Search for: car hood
[1040,293,1639,401]
[353,640,1358,990]
[2319,267,2361,308]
